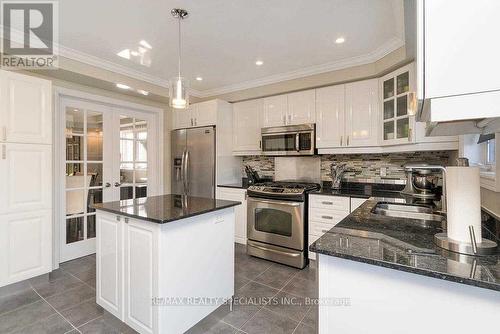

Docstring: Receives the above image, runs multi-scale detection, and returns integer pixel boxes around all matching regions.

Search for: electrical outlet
[380,167,387,177]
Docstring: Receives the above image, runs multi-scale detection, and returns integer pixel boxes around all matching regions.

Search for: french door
[60,97,159,262]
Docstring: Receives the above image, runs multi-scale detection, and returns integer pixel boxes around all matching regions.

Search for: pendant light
[169,8,189,109]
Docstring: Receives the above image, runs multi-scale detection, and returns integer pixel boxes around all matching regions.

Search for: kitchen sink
[372,203,445,224]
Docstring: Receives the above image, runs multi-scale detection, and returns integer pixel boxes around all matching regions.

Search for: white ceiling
[58,0,405,97]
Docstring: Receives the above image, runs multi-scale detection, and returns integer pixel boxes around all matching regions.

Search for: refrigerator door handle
[184,150,190,194]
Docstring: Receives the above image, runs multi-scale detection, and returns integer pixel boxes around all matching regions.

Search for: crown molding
[196,37,405,98]
[2,24,404,99]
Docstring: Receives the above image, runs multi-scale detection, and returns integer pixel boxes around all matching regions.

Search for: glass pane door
[62,101,110,262]
[118,115,149,200]
[382,70,411,143]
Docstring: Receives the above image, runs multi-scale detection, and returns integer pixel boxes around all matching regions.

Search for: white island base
[96,208,235,334]
[318,254,500,334]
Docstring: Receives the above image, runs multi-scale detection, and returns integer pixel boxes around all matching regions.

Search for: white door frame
[54,87,164,267]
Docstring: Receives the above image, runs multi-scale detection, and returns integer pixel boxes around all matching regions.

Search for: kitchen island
[310,199,500,334]
[93,194,241,334]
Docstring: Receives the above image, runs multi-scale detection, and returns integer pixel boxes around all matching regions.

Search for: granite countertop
[92,194,241,224]
[312,181,408,200]
[310,199,500,292]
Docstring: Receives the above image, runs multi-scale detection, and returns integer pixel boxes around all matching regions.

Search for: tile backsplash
[242,151,456,183]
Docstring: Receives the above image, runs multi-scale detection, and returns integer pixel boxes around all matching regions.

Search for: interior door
[61,99,112,262]
[186,127,215,198]
[114,111,157,201]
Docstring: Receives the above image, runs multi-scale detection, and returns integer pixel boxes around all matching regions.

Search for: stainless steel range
[246,181,320,268]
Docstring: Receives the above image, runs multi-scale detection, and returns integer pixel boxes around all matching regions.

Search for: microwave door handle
[296,133,300,152]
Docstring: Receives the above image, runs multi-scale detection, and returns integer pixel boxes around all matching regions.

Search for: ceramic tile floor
[0,244,317,334]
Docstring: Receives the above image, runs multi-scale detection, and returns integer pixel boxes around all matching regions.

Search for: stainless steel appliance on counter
[261,124,315,156]
[246,181,320,268]
[172,126,215,198]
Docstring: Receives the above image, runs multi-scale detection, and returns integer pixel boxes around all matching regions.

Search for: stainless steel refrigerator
[171,126,216,198]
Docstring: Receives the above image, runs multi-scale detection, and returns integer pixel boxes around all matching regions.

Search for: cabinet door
[0,143,51,214]
[96,212,123,319]
[193,100,217,127]
[124,219,158,334]
[263,95,287,127]
[380,64,416,145]
[345,79,379,147]
[217,187,247,244]
[316,85,345,148]
[0,210,52,287]
[233,99,263,152]
[0,70,52,144]
[172,108,192,129]
[287,90,316,125]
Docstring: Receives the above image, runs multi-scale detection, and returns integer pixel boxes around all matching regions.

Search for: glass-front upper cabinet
[380,63,416,145]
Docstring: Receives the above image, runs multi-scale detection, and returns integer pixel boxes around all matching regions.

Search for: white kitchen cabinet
[172,108,192,129]
[308,195,350,260]
[263,95,288,127]
[233,99,263,153]
[345,79,379,147]
[123,218,159,334]
[380,64,416,146]
[216,187,247,244]
[262,90,315,128]
[350,198,367,212]
[171,100,219,129]
[0,143,52,214]
[417,1,500,122]
[287,90,316,125]
[316,85,345,148]
[0,210,52,287]
[0,70,52,144]
[96,212,123,319]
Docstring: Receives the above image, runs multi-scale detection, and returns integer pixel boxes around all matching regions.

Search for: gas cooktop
[247,181,321,201]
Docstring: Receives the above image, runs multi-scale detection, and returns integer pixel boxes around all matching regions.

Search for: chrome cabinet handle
[116,216,121,222]
[282,115,286,125]
[321,215,333,220]
[105,182,111,188]
[321,229,330,233]
[124,218,129,224]
[2,127,6,141]
[114,182,122,187]
[295,133,300,152]
[190,118,193,126]
[1,144,5,160]
[340,136,343,146]
[288,114,291,124]
[195,118,197,126]
[347,135,350,146]
[321,201,333,205]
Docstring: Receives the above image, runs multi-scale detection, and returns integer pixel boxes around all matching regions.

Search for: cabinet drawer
[309,195,350,211]
[309,221,336,236]
[309,207,349,224]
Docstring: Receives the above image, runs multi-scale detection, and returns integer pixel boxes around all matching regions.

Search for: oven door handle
[248,197,301,207]
[248,242,301,258]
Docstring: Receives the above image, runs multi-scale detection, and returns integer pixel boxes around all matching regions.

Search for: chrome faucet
[330,163,348,190]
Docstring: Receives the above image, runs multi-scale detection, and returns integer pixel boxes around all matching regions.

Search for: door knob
[105,182,111,188]
[114,182,122,187]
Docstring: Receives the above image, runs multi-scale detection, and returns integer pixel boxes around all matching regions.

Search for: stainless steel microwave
[261,123,315,156]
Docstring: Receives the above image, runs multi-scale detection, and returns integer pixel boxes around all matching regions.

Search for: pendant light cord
[178,16,181,78]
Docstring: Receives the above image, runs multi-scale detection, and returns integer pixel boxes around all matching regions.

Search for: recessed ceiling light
[117,49,131,59]
[196,77,203,81]
[255,60,264,66]
[137,89,149,96]
[116,83,131,90]
[335,37,345,44]
[139,40,152,49]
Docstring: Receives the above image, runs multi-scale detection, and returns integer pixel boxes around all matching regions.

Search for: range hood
[418,98,500,137]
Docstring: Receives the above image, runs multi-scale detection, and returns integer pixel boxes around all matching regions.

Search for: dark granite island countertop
[310,199,500,292]
[93,194,241,224]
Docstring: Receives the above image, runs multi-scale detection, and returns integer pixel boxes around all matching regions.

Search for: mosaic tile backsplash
[242,151,455,183]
